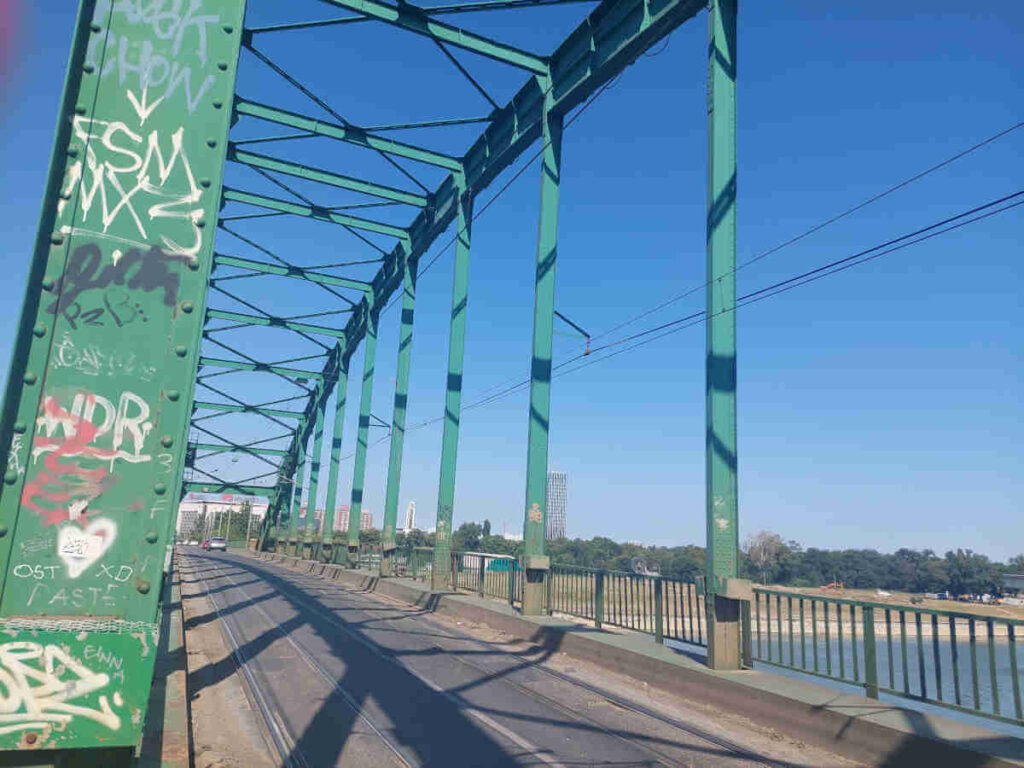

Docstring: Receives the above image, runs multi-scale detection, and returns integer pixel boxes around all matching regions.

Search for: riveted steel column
[289,437,307,550]
[705,0,741,671]
[0,0,246,754]
[432,176,473,591]
[303,393,327,555]
[381,256,417,576]
[318,361,349,560]
[521,78,562,616]
[348,308,378,565]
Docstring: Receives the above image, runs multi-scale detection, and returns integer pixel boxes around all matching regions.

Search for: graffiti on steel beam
[0,642,124,738]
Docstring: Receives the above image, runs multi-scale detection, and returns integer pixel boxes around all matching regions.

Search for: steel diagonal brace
[184,481,275,496]
[206,309,347,339]
[227,146,429,207]
[233,98,462,170]
[212,253,373,293]
[317,0,548,73]
[193,401,306,421]
[198,356,324,380]
[222,188,409,239]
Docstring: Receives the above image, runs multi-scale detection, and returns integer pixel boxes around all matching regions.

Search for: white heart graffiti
[57,519,117,579]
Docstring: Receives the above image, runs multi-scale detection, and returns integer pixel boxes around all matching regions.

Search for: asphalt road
[179,550,821,768]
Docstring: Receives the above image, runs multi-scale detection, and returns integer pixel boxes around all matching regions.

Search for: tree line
[381,522,1021,596]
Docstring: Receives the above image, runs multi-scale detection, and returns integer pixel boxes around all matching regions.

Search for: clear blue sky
[1,1,1021,559]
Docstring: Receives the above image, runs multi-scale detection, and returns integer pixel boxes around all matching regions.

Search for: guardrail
[752,587,1024,726]
[253,540,1024,729]
[445,555,706,646]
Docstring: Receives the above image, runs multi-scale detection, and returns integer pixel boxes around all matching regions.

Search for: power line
[590,118,1024,342]
[360,186,1024,445]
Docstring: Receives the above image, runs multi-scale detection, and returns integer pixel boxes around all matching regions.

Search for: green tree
[482,519,491,538]
[361,528,382,546]
[451,522,482,552]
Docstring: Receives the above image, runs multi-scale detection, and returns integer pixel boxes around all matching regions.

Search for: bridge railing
[751,587,1024,726]
[444,555,706,646]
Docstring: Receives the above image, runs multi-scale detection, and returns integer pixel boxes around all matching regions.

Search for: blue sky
[1,1,1021,559]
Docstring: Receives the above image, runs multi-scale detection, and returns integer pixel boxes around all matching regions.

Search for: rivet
[166,389,181,402]
[74,105,87,115]
[153,483,167,495]
[195,219,206,229]
[50,234,63,245]
[145,531,159,544]
[137,581,151,594]
[181,301,194,313]
[12,422,26,434]
[67,147,79,158]
[217,62,228,71]
[3,471,17,486]
[90,23,102,33]
[199,178,212,188]
[160,435,174,448]
[41,278,55,291]
[83,63,95,73]
[23,372,37,385]
[206,139,217,148]
[0,523,8,536]
[174,345,188,357]
[32,324,47,338]
[212,100,223,110]
[187,258,200,271]
[223,24,234,33]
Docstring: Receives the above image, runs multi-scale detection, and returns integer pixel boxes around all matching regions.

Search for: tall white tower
[403,501,416,533]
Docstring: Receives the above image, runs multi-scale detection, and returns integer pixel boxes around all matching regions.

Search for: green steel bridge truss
[0,0,740,757]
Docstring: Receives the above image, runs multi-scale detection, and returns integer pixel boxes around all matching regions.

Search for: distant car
[208,537,227,552]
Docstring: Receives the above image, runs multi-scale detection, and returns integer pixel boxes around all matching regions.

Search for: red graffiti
[21,396,118,526]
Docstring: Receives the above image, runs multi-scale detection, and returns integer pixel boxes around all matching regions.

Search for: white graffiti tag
[33,391,153,467]
[0,642,123,735]
[61,116,204,257]
[85,0,221,114]
[58,518,118,579]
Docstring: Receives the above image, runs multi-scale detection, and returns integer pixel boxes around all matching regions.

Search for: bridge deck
[178,550,855,768]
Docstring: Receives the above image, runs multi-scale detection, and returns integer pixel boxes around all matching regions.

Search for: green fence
[752,588,1024,726]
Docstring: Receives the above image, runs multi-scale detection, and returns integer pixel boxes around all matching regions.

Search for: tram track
[222,552,792,768]
[187,553,416,768]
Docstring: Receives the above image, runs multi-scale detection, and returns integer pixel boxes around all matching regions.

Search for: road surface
[179,550,854,767]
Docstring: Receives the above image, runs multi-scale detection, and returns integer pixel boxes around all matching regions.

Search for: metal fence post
[595,570,605,629]
[863,606,879,699]
[740,600,753,668]
[478,555,486,597]
[508,565,516,608]
[654,578,664,644]
[451,552,458,591]
[546,569,555,615]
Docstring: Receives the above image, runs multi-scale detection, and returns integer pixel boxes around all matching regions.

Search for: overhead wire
[330,186,1024,461]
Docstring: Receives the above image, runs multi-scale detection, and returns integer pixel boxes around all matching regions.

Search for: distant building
[176,493,268,539]
[501,532,523,542]
[336,505,350,532]
[546,471,567,539]
[403,501,416,533]
[341,508,374,531]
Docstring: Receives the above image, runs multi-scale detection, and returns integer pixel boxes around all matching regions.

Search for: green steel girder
[233,98,463,170]
[317,0,549,73]
[184,482,274,496]
[191,442,290,458]
[207,308,347,339]
[250,0,707,518]
[198,355,324,380]
[214,252,373,292]
[222,187,409,239]
[194,401,306,421]
[327,0,706,359]
[227,145,430,207]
